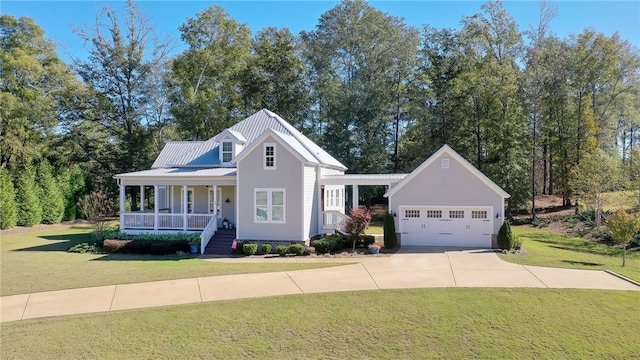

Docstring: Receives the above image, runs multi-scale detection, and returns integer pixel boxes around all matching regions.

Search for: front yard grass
[500,226,640,282]
[0,226,341,296]
[2,288,638,359]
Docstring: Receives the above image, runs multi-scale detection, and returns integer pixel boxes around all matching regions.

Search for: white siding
[321,167,345,176]
[237,134,303,241]
[303,166,318,239]
[389,153,504,236]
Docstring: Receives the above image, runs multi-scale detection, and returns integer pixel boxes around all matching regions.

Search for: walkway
[2,249,638,322]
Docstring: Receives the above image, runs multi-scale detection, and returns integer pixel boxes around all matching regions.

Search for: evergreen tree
[38,160,64,224]
[0,169,18,229]
[15,164,41,226]
[383,212,397,249]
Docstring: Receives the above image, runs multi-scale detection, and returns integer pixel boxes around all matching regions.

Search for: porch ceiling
[320,173,407,186]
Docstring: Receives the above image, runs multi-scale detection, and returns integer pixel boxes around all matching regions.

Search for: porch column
[352,184,359,211]
[140,186,145,211]
[182,185,188,231]
[119,182,125,231]
[153,185,158,231]
[213,185,218,218]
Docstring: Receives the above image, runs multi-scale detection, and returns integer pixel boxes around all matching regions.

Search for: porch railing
[122,213,215,231]
[322,210,350,234]
[200,215,218,254]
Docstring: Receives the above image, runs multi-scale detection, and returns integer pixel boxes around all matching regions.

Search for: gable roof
[213,129,247,143]
[152,109,346,170]
[383,144,510,199]
[233,128,320,165]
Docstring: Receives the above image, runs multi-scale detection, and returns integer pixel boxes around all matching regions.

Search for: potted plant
[368,244,381,254]
[189,240,200,254]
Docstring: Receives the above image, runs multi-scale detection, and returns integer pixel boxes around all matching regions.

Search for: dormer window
[264,143,275,170]
[222,141,233,163]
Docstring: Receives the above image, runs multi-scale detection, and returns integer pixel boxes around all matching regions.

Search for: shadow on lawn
[561,260,603,266]
[13,233,93,252]
[89,254,197,262]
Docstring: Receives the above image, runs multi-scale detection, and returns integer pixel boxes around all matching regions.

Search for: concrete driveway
[2,249,638,322]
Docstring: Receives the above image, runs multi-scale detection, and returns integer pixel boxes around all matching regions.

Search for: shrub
[68,242,99,253]
[102,239,189,255]
[513,234,523,248]
[38,160,65,224]
[531,217,551,228]
[0,170,18,229]
[276,245,289,256]
[312,239,331,254]
[497,221,514,250]
[242,243,258,255]
[288,243,305,256]
[15,164,42,226]
[102,231,199,242]
[345,208,372,251]
[261,243,273,254]
[78,191,116,246]
[383,212,397,249]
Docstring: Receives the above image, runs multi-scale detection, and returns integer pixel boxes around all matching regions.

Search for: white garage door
[399,206,492,248]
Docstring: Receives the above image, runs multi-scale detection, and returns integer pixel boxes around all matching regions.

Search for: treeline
[1,0,639,228]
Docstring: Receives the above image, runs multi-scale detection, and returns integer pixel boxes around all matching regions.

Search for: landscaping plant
[78,191,116,245]
[15,164,42,226]
[276,245,289,256]
[242,243,258,255]
[605,209,640,267]
[345,207,372,251]
[0,169,18,229]
[288,243,305,256]
[497,220,514,250]
[261,243,272,254]
[383,212,397,249]
[38,160,65,224]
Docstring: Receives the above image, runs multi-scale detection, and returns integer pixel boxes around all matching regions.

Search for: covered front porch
[114,168,238,233]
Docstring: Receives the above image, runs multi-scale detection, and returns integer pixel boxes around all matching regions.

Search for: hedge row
[103,239,189,255]
[312,234,375,254]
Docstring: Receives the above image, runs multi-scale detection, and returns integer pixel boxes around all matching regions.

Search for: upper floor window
[222,142,233,163]
[264,143,275,169]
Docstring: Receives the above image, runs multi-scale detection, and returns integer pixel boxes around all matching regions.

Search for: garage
[399,206,493,248]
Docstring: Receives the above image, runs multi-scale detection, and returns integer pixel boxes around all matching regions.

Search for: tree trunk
[622,244,626,267]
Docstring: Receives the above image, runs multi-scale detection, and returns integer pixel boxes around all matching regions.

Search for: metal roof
[152,109,347,170]
[320,173,408,186]
[114,168,237,179]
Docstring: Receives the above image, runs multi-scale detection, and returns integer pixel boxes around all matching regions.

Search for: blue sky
[1,1,639,63]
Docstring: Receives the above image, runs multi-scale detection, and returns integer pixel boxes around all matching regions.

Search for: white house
[114,109,509,254]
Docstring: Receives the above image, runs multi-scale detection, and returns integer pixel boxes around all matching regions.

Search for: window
[186,187,194,214]
[264,143,275,169]
[441,158,450,169]
[405,209,420,218]
[449,210,465,219]
[255,189,285,223]
[222,142,233,163]
[426,210,442,218]
[472,210,488,219]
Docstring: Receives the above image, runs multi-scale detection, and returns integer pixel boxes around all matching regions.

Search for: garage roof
[320,174,407,186]
[383,145,510,199]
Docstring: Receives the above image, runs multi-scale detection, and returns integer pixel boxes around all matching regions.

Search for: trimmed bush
[276,245,289,256]
[103,231,199,242]
[261,243,273,254]
[242,243,258,255]
[15,164,42,226]
[497,221,514,250]
[383,212,397,249]
[288,243,305,256]
[102,239,189,254]
[38,160,64,224]
[68,243,99,253]
[0,170,18,229]
[312,239,330,254]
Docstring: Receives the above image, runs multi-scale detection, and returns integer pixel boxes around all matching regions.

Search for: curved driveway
[2,249,638,322]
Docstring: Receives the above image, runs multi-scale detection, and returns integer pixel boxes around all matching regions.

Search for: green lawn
[2,288,639,359]
[365,223,383,234]
[499,226,640,282]
[0,226,341,296]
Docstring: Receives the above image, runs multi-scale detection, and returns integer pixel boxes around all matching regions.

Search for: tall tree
[72,0,171,176]
[15,164,41,226]
[0,15,77,170]
[38,160,65,224]
[170,5,251,140]
[0,169,18,229]
[240,27,309,128]
[302,0,419,173]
